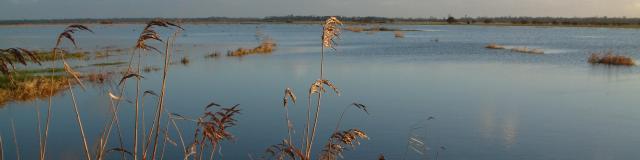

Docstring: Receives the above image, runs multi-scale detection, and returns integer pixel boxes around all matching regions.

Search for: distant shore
[3,16,640,29]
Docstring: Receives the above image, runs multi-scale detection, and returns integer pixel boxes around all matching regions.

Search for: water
[1,24,640,159]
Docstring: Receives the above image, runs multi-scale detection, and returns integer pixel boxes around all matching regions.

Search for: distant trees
[446,16,457,24]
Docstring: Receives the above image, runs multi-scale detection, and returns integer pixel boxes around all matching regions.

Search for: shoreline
[2,21,640,30]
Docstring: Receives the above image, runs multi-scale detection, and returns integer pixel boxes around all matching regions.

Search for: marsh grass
[588,52,635,66]
[227,39,276,57]
[0,72,69,106]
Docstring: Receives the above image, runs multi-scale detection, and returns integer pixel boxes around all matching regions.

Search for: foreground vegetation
[0,17,374,160]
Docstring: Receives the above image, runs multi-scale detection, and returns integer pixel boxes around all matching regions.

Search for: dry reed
[588,53,635,66]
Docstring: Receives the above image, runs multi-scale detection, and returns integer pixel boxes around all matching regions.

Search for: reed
[40,24,93,160]
[306,17,343,158]
[128,20,182,160]
[0,48,42,81]
[150,29,182,160]
[264,17,370,160]
[588,52,635,66]
[10,118,20,160]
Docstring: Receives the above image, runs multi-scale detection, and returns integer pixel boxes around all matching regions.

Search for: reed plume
[283,88,297,143]
[265,140,306,160]
[319,129,368,160]
[193,104,241,160]
[0,48,41,77]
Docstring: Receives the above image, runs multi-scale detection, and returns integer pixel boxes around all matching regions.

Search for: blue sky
[1,0,639,20]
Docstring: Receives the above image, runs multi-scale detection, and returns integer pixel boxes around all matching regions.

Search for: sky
[1,0,640,20]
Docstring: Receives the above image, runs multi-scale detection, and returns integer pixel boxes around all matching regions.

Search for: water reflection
[478,97,519,149]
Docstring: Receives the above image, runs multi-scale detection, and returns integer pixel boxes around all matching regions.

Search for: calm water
[1,24,640,160]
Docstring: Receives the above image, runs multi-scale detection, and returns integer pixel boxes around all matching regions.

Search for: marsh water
[2,24,640,160]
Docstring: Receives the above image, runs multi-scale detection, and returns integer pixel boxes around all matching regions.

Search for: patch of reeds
[485,43,505,49]
[588,52,635,66]
[227,39,276,57]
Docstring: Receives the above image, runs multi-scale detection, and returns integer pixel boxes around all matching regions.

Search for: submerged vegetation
[484,44,544,54]
[588,52,635,66]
